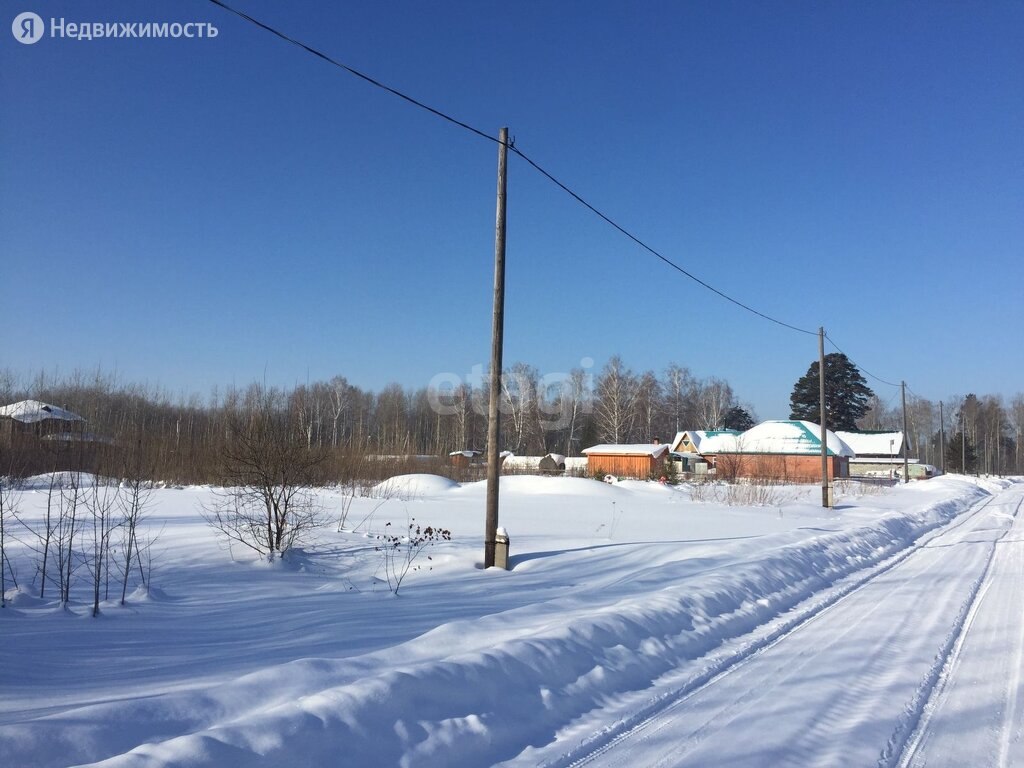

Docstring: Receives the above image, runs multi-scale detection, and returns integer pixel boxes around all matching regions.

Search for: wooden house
[582,443,670,479]
[668,430,741,474]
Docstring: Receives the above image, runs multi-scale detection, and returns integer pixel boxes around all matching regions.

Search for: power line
[207,0,818,338]
[824,333,902,389]
[205,0,497,145]
[509,146,817,336]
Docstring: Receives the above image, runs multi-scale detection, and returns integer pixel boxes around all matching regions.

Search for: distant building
[697,420,853,482]
[449,449,482,469]
[668,430,741,474]
[835,430,934,479]
[0,399,94,475]
[582,443,670,479]
[0,399,85,438]
[538,453,567,474]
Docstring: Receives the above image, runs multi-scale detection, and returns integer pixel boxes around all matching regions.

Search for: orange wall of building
[587,454,662,479]
[711,454,848,482]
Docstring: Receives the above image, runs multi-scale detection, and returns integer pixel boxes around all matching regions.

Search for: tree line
[0,361,751,483]
[2,362,1021,483]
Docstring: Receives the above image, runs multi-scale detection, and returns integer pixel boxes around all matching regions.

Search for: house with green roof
[692,420,853,482]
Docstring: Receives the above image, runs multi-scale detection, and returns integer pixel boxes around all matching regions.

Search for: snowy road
[567,482,1024,768]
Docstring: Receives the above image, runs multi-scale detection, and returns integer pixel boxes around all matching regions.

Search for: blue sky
[2,0,1022,419]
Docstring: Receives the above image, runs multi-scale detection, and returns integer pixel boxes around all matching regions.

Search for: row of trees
[859,391,1024,475]
[3,362,1022,485]
[0,362,754,483]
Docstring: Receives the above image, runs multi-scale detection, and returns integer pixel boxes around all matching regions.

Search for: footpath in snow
[0,474,1015,767]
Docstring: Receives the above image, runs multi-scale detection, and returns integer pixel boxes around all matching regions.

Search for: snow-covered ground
[0,473,1020,767]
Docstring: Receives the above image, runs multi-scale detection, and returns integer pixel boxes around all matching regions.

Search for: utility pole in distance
[819,327,832,508]
[939,400,945,475]
[901,381,910,483]
[484,127,509,569]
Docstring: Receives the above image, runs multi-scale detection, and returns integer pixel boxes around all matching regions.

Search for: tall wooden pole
[939,400,945,475]
[961,402,966,474]
[484,127,509,569]
[901,381,910,483]
[819,327,831,508]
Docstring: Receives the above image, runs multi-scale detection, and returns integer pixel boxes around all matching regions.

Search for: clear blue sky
[3,0,1022,419]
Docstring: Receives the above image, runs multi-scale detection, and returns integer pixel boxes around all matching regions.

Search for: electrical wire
[207,0,818,338]
[205,0,497,145]
[509,146,817,336]
[824,333,902,389]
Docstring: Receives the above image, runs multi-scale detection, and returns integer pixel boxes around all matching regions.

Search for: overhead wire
[824,333,903,389]
[206,0,818,338]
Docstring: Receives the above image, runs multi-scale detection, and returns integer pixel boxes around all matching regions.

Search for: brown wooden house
[582,443,670,479]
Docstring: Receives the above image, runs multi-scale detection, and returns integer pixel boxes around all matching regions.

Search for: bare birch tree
[594,356,640,444]
[85,474,120,617]
[694,377,735,430]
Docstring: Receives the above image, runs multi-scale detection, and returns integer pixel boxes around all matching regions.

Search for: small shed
[449,450,482,469]
[538,453,567,474]
[582,443,670,479]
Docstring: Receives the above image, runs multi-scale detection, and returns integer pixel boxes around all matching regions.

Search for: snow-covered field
[1,473,1020,767]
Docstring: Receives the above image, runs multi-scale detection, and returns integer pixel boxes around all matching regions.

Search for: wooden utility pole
[484,127,509,569]
[901,381,909,483]
[961,403,967,474]
[819,327,831,508]
[939,400,945,475]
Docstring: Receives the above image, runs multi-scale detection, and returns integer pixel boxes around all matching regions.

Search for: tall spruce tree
[722,405,756,431]
[789,353,873,430]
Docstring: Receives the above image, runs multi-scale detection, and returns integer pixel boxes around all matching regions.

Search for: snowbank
[369,473,461,498]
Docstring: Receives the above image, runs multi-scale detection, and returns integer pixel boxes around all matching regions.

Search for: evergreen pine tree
[789,353,873,431]
[945,431,978,473]
[722,406,756,431]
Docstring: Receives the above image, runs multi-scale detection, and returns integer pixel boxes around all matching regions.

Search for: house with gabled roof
[669,429,742,455]
[667,430,741,474]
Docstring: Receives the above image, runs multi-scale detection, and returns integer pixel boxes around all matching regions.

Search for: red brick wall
[708,453,848,482]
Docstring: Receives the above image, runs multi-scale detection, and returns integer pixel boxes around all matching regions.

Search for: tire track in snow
[551,488,1004,768]
[891,489,1024,768]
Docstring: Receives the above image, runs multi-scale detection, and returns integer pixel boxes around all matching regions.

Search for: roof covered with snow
[704,420,855,457]
[670,430,741,453]
[834,431,904,456]
[0,400,84,424]
[583,443,670,457]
